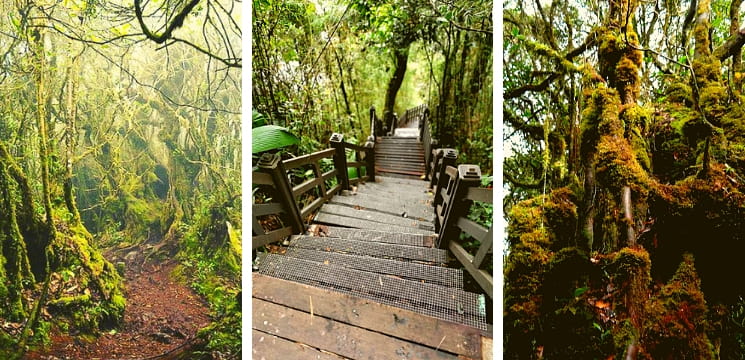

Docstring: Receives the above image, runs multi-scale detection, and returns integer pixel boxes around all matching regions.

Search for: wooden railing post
[330,133,350,190]
[257,153,305,234]
[433,149,457,212]
[428,149,444,189]
[364,135,376,182]
[438,164,481,249]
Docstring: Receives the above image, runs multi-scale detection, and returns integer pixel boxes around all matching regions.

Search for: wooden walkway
[253,174,493,359]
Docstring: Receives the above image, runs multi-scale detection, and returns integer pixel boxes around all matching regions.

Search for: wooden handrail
[283,148,335,170]
[253,130,376,250]
[435,163,493,299]
[252,153,305,249]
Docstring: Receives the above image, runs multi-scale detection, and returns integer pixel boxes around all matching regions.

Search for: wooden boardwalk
[253,175,493,359]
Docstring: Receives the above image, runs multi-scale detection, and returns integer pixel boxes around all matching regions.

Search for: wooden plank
[301,197,326,219]
[253,274,481,358]
[289,235,446,263]
[353,187,431,204]
[253,227,294,249]
[362,179,429,191]
[482,336,493,360]
[466,187,493,204]
[252,329,344,360]
[314,212,434,236]
[444,165,458,178]
[318,203,434,228]
[253,299,458,360]
[375,164,426,171]
[282,248,463,288]
[456,217,489,243]
[306,225,432,247]
[252,215,264,236]
[322,168,338,180]
[313,161,327,195]
[326,183,343,198]
[449,242,493,299]
[330,193,432,221]
[256,255,483,317]
[342,141,368,152]
[292,176,324,198]
[376,176,431,186]
[347,161,367,167]
[283,148,336,170]
[472,227,493,272]
[375,160,426,167]
[253,171,274,185]
[253,203,285,217]
[376,167,425,176]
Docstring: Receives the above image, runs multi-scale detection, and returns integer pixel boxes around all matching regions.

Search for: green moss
[581,87,623,157]
[613,319,639,358]
[48,294,92,307]
[699,84,728,121]
[596,135,649,191]
[666,82,694,105]
[642,254,715,359]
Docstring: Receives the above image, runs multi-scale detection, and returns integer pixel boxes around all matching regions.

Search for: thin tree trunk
[64,57,82,225]
[383,45,410,133]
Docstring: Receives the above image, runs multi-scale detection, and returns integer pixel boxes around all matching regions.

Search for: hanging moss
[642,254,715,359]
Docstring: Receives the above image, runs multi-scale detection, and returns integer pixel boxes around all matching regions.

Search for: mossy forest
[0,0,241,358]
[505,0,745,358]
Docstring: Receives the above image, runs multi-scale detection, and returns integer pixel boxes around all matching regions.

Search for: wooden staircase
[253,176,492,359]
[375,137,427,178]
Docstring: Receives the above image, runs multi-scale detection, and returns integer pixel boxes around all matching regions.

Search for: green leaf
[593,322,602,332]
[252,109,267,127]
[573,286,589,297]
[252,125,300,154]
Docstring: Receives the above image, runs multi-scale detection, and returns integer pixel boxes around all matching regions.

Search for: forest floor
[23,254,211,360]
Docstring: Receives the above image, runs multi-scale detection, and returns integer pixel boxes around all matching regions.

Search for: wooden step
[356,182,433,201]
[288,235,446,263]
[304,224,435,247]
[255,254,488,329]
[253,274,485,358]
[376,168,426,177]
[253,300,459,360]
[375,175,431,187]
[314,212,434,236]
[317,203,434,229]
[332,192,433,221]
[283,247,464,288]
[375,161,424,171]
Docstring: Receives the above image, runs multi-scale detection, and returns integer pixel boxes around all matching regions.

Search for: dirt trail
[24,260,211,360]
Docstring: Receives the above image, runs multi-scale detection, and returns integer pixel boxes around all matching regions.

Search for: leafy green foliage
[252,125,301,154]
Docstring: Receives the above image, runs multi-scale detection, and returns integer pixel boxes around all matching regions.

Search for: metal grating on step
[256,254,488,331]
[290,235,448,264]
[284,247,464,288]
[309,225,432,247]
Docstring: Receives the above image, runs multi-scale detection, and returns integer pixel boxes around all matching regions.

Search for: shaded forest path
[24,255,211,360]
[252,104,494,359]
